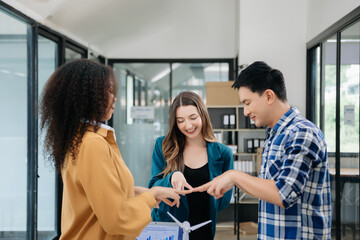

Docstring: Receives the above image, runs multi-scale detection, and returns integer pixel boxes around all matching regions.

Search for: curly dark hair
[40,59,118,172]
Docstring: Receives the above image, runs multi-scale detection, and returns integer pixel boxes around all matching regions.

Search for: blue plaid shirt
[258,107,331,240]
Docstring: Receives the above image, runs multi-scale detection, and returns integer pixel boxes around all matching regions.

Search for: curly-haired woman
[40,59,187,240]
[148,91,234,239]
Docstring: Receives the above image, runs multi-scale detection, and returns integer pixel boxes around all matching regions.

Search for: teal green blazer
[148,136,234,237]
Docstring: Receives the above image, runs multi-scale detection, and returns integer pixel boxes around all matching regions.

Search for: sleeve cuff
[275,179,300,209]
[137,191,157,208]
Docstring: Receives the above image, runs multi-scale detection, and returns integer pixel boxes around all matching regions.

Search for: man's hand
[171,171,193,191]
[193,170,235,199]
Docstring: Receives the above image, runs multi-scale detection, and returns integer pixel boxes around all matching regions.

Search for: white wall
[238,0,308,114]
[307,0,360,42]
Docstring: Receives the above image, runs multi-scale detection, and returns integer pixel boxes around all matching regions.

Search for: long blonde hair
[161,91,216,177]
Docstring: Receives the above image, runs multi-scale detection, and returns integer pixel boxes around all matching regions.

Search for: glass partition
[314,47,321,127]
[339,20,359,240]
[112,63,171,187]
[308,18,360,239]
[323,34,337,154]
[0,10,28,238]
[37,35,57,239]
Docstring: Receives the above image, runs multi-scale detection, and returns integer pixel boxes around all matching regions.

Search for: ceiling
[2,0,238,59]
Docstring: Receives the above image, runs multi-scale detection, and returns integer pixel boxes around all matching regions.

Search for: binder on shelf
[229,114,236,129]
[241,160,246,172]
[253,139,260,151]
[238,108,247,128]
[259,139,266,148]
[227,144,238,155]
[245,117,250,128]
[245,117,254,128]
[246,160,252,173]
[214,132,223,143]
[245,139,253,153]
[249,118,256,129]
[226,131,238,145]
[256,147,263,174]
[234,160,240,170]
[237,160,254,173]
[249,160,253,173]
[223,114,229,129]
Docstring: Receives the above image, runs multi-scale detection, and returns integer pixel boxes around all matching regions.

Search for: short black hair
[232,61,287,101]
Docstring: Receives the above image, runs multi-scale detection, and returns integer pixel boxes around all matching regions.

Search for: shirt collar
[99,123,116,141]
[82,119,116,140]
[99,123,115,132]
[266,107,299,135]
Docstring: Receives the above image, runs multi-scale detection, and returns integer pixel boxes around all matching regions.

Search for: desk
[329,168,360,178]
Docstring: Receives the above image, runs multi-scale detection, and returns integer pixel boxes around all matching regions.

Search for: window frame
[306,6,360,240]
[0,2,89,239]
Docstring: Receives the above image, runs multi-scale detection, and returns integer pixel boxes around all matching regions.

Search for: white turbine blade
[190,220,212,231]
[167,212,184,228]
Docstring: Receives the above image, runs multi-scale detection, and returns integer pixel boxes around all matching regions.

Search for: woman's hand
[134,186,149,196]
[171,171,193,191]
[149,186,191,208]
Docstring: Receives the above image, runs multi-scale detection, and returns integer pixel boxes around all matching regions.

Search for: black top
[184,163,213,240]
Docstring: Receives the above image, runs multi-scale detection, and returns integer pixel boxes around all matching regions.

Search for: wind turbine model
[167,212,212,240]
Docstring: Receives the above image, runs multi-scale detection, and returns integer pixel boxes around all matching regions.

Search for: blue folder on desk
[136,222,183,240]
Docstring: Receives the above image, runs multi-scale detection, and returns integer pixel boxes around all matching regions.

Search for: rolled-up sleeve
[275,128,320,209]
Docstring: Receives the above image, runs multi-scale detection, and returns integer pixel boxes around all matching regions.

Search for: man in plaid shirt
[195,61,331,239]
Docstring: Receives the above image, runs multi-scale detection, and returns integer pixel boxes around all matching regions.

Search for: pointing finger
[184,182,193,190]
[194,182,211,192]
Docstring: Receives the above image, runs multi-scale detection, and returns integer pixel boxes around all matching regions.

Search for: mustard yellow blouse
[60,125,156,240]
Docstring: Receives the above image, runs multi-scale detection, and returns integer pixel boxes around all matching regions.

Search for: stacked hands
[143,170,236,208]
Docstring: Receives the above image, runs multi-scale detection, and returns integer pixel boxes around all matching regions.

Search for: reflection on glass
[38,35,57,238]
[322,35,338,238]
[112,63,170,187]
[323,35,337,153]
[315,47,321,127]
[339,20,359,240]
[0,10,27,238]
[340,22,360,153]
[126,74,134,124]
[171,62,229,101]
[65,47,82,63]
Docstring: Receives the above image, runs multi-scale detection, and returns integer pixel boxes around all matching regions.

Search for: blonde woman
[148,91,234,239]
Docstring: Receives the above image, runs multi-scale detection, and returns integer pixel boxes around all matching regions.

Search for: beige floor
[215,222,257,240]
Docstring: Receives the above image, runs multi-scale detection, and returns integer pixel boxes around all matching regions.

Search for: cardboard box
[239,222,258,235]
[256,147,263,174]
[206,81,240,106]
